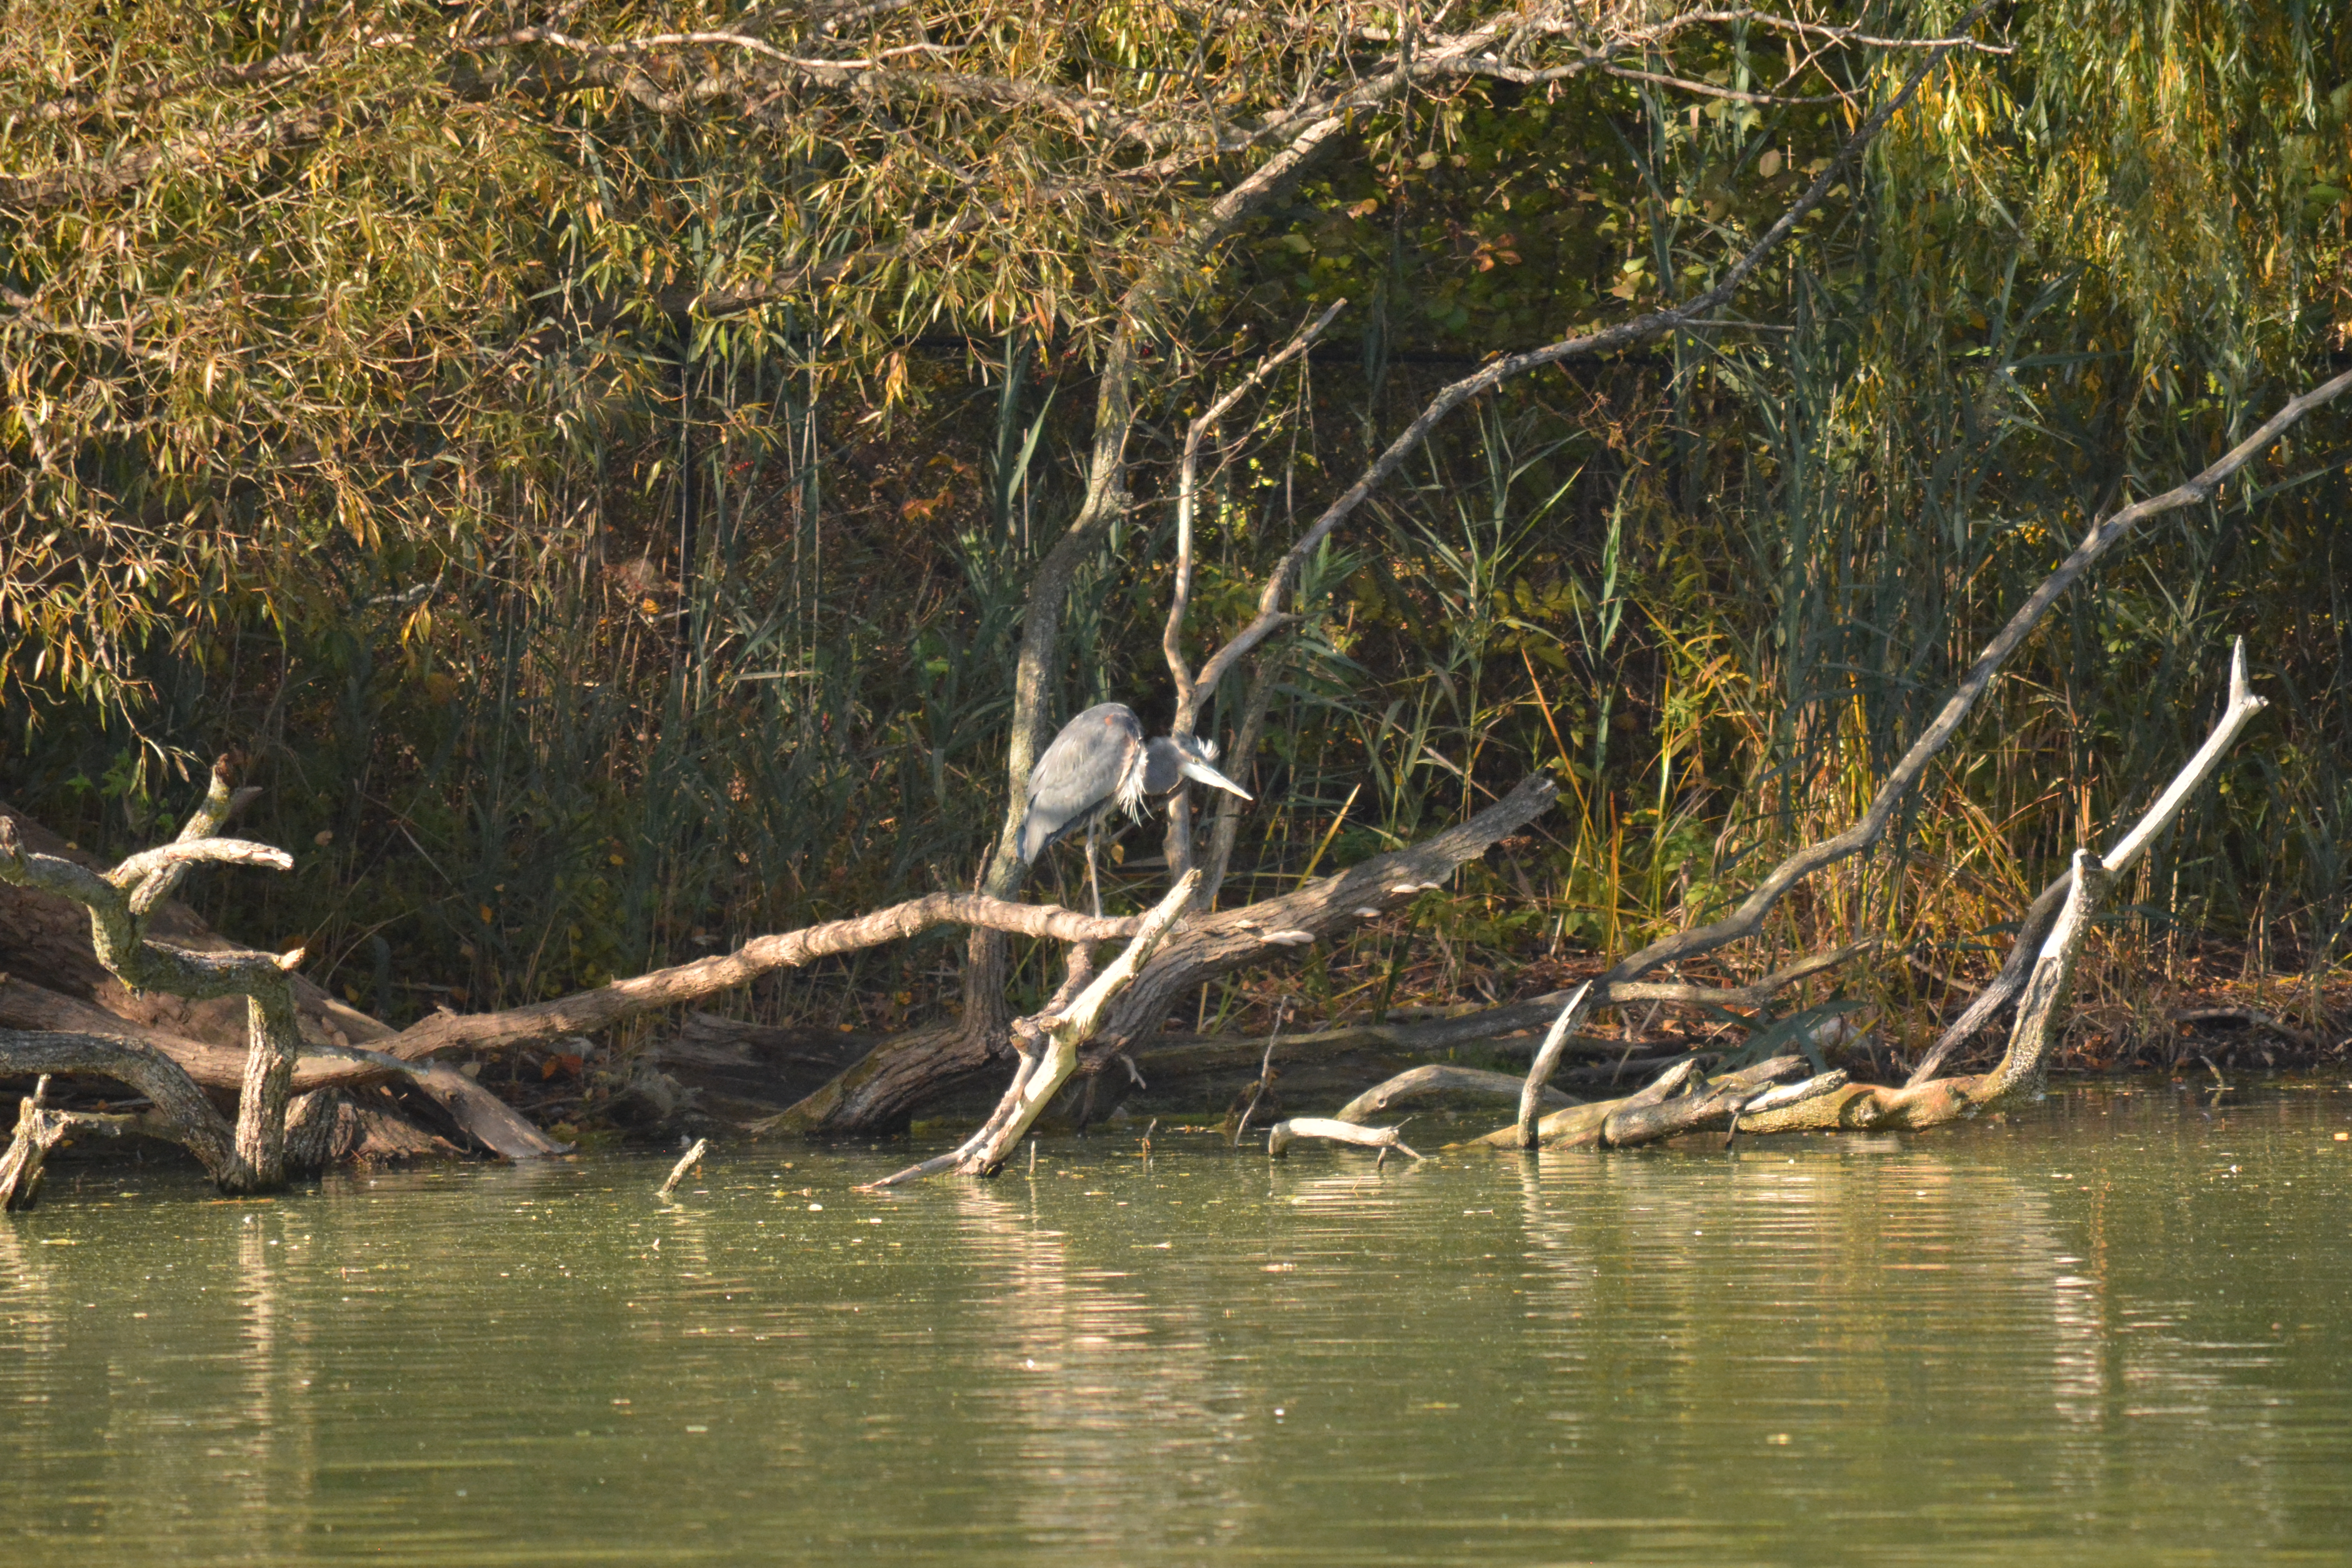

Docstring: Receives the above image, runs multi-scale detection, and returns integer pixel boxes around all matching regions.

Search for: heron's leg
[1084,819,1102,919]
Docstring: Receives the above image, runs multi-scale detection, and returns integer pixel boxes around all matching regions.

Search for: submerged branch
[1265,1117,1422,1162]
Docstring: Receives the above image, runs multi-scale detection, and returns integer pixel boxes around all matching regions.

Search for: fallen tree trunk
[0,965,558,1161]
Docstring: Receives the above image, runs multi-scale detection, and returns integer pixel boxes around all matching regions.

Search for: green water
[5,1085,2352,1565]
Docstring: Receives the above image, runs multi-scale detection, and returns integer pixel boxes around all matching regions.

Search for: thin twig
[1234,1000,1288,1147]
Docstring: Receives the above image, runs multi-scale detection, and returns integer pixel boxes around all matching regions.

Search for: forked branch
[0,764,310,1191]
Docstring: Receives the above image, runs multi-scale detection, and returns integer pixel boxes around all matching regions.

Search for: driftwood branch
[1465,1055,1812,1150]
[955,874,1197,1175]
[0,971,559,1160]
[657,1138,710,1200]
[1581,367,2344,1003]
[1510,942,1877,1145]
[1589,642,2269,1144]
[0,780,310,1192]
[0,1032,248,1192]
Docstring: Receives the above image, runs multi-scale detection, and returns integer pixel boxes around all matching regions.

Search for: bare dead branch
[867,875,1200,1187]
[1641,645,2270,1141]
[107,837,293,889]
[1165,298,1348,735]
[1584,384,2344,1004]
[1906,639,2276,1084]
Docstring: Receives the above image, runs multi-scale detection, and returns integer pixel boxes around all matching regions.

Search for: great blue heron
[1017,702,1252,914]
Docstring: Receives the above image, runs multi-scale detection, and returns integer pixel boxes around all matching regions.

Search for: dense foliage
[3,1,2349,1054]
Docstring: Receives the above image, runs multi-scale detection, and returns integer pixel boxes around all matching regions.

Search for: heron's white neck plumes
[1115,748,1151,821]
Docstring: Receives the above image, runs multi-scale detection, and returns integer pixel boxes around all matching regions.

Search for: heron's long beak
[1179,755,1252,800]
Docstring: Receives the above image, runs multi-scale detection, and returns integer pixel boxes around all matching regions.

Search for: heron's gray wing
[1019,704,1144,861]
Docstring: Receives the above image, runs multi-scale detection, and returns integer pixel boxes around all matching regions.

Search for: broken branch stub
[1516,981,1596,1149]
[1976,849,2108,1103]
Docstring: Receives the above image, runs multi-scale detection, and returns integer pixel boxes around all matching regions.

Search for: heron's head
[1149,733,1252,800]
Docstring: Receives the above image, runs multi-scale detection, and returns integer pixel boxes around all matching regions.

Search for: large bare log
[0,973,379,1094]
[1124,938,1870,1090]
[383,894,1139,1061]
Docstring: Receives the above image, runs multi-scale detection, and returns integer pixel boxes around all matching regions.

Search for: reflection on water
[3,1085,2352,1565]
